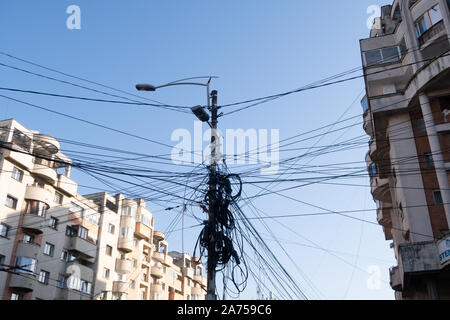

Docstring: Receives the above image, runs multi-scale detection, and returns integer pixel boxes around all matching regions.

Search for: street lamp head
[136,84,156,92]
[191,105,210,122]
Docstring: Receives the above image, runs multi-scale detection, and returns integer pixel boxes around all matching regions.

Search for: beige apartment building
[0,118,206,300]
[360,0,450,299]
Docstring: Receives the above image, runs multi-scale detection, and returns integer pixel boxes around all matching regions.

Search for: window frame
[49,216,59,230]
[38,270,50,285]
[433,190,444,205]
[0,223,10,238]
[5,195,18,210]
[11,167,24,182]
[43,242,55,257]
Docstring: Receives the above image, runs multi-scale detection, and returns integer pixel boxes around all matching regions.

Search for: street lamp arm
[154,82,209,89]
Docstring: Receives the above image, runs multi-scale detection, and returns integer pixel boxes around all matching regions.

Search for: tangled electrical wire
[194,167,248,295]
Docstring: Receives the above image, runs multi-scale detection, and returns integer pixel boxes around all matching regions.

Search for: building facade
[0,119,206,300]
[360,0,450,299]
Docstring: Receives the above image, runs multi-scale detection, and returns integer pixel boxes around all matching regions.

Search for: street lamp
[135,76,220,301]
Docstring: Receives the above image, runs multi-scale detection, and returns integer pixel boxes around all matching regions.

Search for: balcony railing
[419,20,445,46]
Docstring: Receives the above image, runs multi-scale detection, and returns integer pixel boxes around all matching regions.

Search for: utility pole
[207,90,218,300]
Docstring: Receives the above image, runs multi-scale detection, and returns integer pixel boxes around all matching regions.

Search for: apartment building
[84,192,207,300]
[0,118,206,300]
[360,0,450,299]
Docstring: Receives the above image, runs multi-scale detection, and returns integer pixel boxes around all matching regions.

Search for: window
[12,129,31,151]
[60,249,75,262]
[78,226,88,240]
[0,254,5,266]
[33,179,45,188]
[11,293,23,300]
[5,195,18,209]
[57,274,67,288]
[121,206,135,216]
[25,200,48,217]
[433,190,444,205]
[66,225,77,237]
[54,192,63,205]
[417,119,426,132]
[424,153,435,168]
[429,5,443,25]
[70,202,84,217]
[68,225,89,240]
[112,293,127,300]
[105,245,113,256]
[120,227,133,239]
[14,257,37,274]
[103,268,110,279]
[11,167,24,182]
[38,270,50,285]
[369,163,378,177]
[108,224,115,234]
[364,44,406,67]
[43,243,55,257]
[23,234,34,244]
[0,223,10,238]
[81,280,92,294]
[415,16,428,37]
[49,217,58,230]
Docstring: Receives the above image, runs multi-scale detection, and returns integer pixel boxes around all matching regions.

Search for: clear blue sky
[0,0,395,299]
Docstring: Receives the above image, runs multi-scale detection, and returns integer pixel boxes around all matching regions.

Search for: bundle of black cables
[195,172,242,270]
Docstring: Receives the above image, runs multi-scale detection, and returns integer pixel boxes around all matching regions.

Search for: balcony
[120,215,135,229]
[32,162,57,184]
[2,143,34,169]
[16,241,40,259]
[69,236,96,262]
[135,222,152,241]
[66,262,94,281]
[389,266,402,291]
[369,139,377,159]
[150,266,163,278]
[153,252,165,262]
[150,283,163,294]
[363,110,373,136]
[435,122,450,133]
[57,174,78,197]
[117,237,133,253]
[183,268,194,279]
[9,273,35,292]
[24,185,52,206]
[191,286,203,296]
[376,206,392,228]
[112,281,128,293]
[193,274,202,283]
[154,231,165,241]
[116,258,133,274]
[419,20,445,47]
[22,214,46,235]
[383,225,393,241]
[33,134,60,155]
[371,177,390,202]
